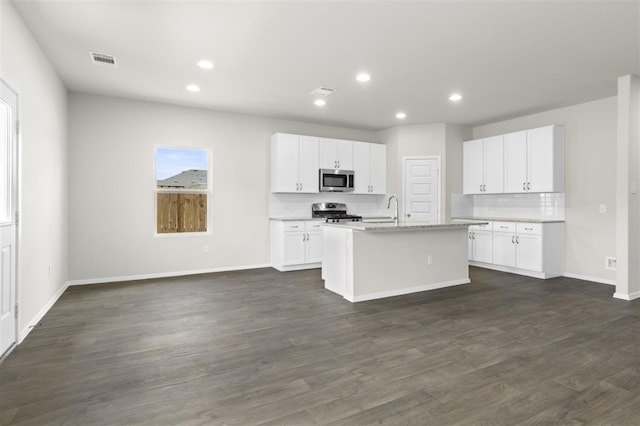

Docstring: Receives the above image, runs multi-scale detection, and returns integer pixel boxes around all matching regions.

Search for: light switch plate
[599,204,606,213]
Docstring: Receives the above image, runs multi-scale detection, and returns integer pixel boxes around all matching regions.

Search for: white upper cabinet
[319,138,353,170]
[466,125,564,195]
[463,139,483,194]
[504,131,528,193]
[353,142,387,194]
[271,133,319,193]
[463,136,504,194]
[504,125,564,193]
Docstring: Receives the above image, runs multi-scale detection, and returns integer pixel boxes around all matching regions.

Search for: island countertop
[323,219,487,232]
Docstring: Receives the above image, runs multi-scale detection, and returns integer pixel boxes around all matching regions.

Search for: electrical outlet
[203,244,209,254]
[605,257,616,271]
[599,204,606,213]
[427,255,433,265]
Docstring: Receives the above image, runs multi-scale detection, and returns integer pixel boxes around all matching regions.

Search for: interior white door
[404,157,439,222]
[0,80,18,357]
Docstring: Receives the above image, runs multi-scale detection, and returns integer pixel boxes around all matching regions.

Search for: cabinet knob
[522,182,526,191]
[527,182,531,191]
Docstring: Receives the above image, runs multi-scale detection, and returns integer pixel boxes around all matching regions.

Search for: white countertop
[323,219,486,232]
[452,216,565,224]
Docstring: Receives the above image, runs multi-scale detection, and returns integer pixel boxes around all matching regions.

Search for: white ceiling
[11,0,640,131]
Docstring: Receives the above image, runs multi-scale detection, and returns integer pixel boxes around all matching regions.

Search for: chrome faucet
[387,194,399,222]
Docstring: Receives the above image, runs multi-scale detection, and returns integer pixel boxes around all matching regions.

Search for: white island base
[322,222,474,302]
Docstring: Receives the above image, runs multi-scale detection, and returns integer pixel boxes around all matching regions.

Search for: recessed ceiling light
[449,93,462,101]
[186,84,200,92]
[356,73,371,82]
[197,60,214,70]
[396,112,406,119]
[314,99,326,107]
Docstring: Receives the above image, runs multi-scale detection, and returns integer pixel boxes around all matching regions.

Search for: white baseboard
[272,263,321,272]
[613,291,640,301]
[562,272,616,286]
[469,261,557,279]
[19,281,69,343]
[347,279,470,303]
[67,263,272,286]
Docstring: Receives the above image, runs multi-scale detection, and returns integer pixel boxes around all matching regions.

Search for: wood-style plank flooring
[1,267,639,425]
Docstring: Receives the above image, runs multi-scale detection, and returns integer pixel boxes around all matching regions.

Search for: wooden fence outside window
[157,193,207,233]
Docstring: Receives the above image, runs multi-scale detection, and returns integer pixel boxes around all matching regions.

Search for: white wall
[68,93,378,281]
[445,124,472,220]
[1,1,69,339]
[377,123,470,220]
[473,97,618,284]
[615,75,640,300]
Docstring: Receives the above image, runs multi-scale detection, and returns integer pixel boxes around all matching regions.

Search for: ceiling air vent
[89,52,117,67]
[310,86,336,97]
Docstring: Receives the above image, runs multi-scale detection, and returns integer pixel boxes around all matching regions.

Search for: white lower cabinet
[470,220,563,279]
[468,222,493,264]
[271,220,323,271]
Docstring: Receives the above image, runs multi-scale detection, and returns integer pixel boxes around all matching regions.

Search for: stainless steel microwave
[319,169,354,192]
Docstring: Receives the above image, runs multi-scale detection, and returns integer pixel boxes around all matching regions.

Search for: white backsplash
[451,193,565,220]
[270,193,389,218]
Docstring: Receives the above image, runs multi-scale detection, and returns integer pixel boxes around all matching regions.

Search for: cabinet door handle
[291,225,299,229]
[523,182,526,191]
[524,227,533,231]
[512,235,515,244]
[527,182,531,190]
[516,236,519,244]
[337,161,340,168]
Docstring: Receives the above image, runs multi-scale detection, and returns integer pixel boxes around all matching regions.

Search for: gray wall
[473,97,618,284]
[68,93,378,281]
[1,1,69,339]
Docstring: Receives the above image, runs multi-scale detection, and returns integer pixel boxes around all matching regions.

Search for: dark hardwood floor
[1,267,638,425]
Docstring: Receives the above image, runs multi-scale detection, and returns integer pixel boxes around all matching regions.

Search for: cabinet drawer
[470,221,493,231]
[282,221,306,232]
[306,221,324,231]
[493,221,515,233]
[517,223,542,235]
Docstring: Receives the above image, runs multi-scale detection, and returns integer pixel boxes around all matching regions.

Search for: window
[155,147,210,234]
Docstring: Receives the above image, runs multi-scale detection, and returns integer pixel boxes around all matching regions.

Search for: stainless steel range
[311,202,362,223]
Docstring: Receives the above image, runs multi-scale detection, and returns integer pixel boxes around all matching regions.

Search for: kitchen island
[322,220,483,302]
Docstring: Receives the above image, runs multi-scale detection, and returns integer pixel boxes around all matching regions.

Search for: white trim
[469,261,555,279]
[1,77,20,355]
[271,263,321,272]
[613,291,640,301]
[562,272,616,286]
[402,156,442,222]
[19,281,69,343]
[345,278,470,303]
[68,263,271,286]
